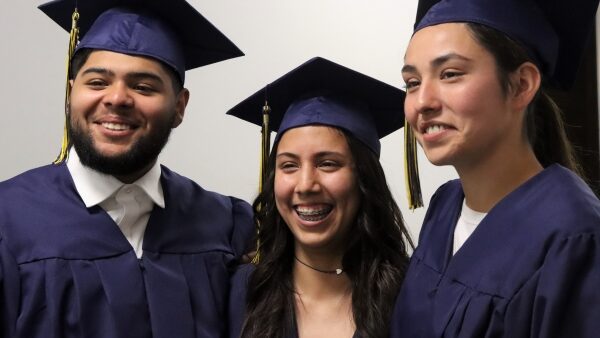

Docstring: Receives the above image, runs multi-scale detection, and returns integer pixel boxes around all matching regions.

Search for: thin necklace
[294,256,343,275]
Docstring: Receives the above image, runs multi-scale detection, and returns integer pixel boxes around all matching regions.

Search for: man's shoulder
[159,165,252,213]
[154,166,255,256]
[0,163,67,194]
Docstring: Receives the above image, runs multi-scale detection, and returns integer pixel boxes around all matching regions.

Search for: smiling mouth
[101,122,134,131]
[424,124,448,135]
[295,205,333,222]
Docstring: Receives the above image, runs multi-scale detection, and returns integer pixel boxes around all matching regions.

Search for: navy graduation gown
[229,264,359,338]
[229,264,254,338]
[0,163,254,338]
[390,164,600,337]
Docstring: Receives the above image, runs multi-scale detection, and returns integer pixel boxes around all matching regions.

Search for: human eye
[403,78,421,92]
[133,83,157,95]
[440,69,464,80]
[318,160,341,172]
[277,161,298,173]
[85,78,108,89]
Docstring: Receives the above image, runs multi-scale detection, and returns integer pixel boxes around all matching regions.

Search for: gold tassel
[404,119,423,209]
[54,8,80,164]
[259,101,271,193]
[252,100,271,264]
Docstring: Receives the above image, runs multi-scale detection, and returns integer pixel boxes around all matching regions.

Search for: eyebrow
[127,71,165,84]
[81,67,113,77]
[276,152,299,160]
[276,151,345,160]
[402,52,473,74]
[80,68,164,84]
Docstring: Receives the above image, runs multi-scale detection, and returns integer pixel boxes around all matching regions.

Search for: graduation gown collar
[421,164,585,297]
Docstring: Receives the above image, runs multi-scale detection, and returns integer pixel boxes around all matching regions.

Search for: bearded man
[0,1,254,337]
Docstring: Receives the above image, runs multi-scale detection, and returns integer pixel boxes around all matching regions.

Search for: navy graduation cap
[39,0,244,84]
[227,57,405,156]
[414,0,600,89]
[39,0,244,82]
[39,0,244,163]
[227,57,423,209]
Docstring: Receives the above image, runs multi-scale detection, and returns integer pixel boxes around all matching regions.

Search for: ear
[172,88,190,128]
[510,62,541,111]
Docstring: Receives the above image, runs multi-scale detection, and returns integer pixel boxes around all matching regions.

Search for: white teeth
[296,206,332,221]
[296,207,327,215]
[425,125,446,134]
[102,122,131,131]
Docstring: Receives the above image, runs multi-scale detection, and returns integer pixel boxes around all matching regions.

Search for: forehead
[405,23,488,64]
[276,125,350,154]
[80,50,173,79]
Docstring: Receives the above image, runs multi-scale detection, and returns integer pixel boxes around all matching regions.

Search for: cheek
[454,89,486,117]
[337,180,361,235]
[329,174,360,208]
[273,173,293,207]
[139,99,174,121]
[69,89,102,118]
[403,96,419,126]
[346,184,361,216]
[452,77,506,118]
[68,90,85,115]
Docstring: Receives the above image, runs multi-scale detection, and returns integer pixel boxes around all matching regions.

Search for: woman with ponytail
[390,0,600,337]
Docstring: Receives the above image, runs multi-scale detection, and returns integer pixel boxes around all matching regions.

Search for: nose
[411,79,441,116]
[294,166,321,195]
[103,82,133,108]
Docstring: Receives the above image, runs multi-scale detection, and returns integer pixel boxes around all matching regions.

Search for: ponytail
[527,90,584,176]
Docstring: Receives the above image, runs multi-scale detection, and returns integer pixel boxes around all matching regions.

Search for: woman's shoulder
[423,179,463,216]
[531,165,600,234]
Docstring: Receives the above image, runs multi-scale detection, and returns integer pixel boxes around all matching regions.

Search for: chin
[295,233,346,254]
[93,145,133,158]
[423,154,445,167]
[422,149,455,167]
[428,158,452,167]
[295,235,331,249]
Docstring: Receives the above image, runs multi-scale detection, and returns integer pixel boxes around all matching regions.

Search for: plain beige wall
[0,1,460,241]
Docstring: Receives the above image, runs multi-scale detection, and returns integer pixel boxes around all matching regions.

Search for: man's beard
[70,114,175,177]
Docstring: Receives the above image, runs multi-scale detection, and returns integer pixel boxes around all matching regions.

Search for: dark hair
[69,48,184,93]
[465,23,583,176]
[241,128,412,338]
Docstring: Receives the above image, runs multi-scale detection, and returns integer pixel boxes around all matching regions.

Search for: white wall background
[0,1,459,241]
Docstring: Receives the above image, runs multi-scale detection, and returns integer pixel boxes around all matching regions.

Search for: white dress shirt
[67,150,165,258]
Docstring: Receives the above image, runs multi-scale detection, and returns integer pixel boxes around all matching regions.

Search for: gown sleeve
[229,197,256,261]
[0,235,20,337]
[507,232,600,337]
[228,264,254,338]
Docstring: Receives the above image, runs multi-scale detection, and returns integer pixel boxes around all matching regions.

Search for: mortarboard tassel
[252,100,271,264]
[53,7,80,164]
[404,119,423,209]
[259,101,271,193]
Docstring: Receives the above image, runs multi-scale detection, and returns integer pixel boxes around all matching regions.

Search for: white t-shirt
[453,199,487,255]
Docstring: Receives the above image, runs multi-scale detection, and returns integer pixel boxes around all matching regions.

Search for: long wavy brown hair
[240,128,413,338]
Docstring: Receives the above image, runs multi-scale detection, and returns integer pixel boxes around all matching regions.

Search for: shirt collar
[67,149,165,208]
[134,159,165,208]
